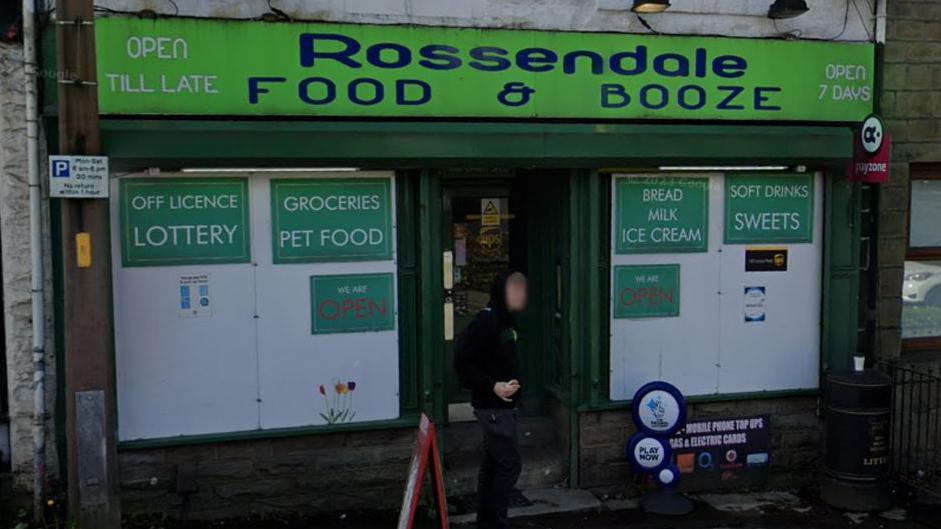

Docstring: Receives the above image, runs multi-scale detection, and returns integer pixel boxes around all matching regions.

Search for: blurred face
[505,274,527,312]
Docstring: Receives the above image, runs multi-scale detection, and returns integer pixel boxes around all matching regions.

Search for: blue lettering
[717,86,745,110]
[348,78,383,105]
[714,55,747,78]
[299,33,361,68]
[601,84,631,108]
[677,85,705,110]
[652,53,689,77]
[516,47,557,72]
[639,84,668,109]
[418,45,461,70]
[610,46,647,76]
[298,77,336,105]
[366,42,411,69]
[396,79,431,105]
[563,50,604,75]
[754,86,782,111]
[469,47,511,71]
[248,77,285,104]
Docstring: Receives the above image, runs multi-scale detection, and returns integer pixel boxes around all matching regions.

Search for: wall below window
[119,427,417,520]
[578,396,819,491]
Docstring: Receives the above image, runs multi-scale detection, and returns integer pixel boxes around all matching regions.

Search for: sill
[577,388,818,413]
[117,410,421,451]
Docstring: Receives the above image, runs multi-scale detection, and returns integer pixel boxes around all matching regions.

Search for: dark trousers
[474,408,522,529]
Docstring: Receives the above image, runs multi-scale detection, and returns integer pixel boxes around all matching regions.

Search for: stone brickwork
[578,396,818,491]
[877,0,941,359]
[119,428,417,520]
[0,41,58,494]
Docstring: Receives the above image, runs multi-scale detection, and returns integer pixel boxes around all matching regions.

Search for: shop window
[109,172,402,441]
[903,164,941,346]
[609,172,823,399]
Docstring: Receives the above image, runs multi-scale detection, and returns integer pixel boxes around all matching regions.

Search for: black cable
[826,0,851,41]
[634,14,659,35]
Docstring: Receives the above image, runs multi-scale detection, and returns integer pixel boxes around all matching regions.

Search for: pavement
[118,488,938,529]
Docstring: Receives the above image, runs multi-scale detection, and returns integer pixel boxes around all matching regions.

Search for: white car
[902,261,941,307]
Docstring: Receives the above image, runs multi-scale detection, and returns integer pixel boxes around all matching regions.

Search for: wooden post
[54,0,121,527]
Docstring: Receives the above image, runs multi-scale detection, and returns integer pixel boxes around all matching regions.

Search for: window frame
[903,163,941,351]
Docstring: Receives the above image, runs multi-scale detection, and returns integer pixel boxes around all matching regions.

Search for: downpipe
[22,0,47,520]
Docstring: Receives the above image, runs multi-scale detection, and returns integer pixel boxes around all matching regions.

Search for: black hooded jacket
[454,270,522,410]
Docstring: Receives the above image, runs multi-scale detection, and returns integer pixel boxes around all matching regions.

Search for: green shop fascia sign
[271,178,393,263]
[615,177,709,254]
[310,273,395,334]
[120,177,251,267]
[724,173,814,244]
[613,264,680,319]
[95,16,874,121]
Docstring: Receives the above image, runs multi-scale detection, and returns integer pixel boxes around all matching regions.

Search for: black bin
[821,369,892,511]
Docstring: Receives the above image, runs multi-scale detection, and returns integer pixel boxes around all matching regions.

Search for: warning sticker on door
[179,274,212,318]
[481,198,501,226]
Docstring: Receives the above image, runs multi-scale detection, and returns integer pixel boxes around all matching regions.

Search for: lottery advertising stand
[628,381,693,515]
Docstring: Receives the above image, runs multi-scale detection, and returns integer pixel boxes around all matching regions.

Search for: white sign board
[178,274,212,318]
[49,155,109,198]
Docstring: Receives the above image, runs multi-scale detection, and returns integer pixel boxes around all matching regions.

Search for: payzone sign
[119,178,251,267]
[310,273,395,334]
[95,17,874,121]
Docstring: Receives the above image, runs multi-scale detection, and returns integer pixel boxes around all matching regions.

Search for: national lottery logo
[646,395,667,426]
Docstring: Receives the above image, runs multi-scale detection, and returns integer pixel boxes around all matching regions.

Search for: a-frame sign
[397,413,449,529]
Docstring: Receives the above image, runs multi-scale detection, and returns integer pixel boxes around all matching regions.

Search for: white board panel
[252,173,400,429]
[609,174,722,400]
[716,174,823,393]
[110,176,260,440]
[609,173,823,401]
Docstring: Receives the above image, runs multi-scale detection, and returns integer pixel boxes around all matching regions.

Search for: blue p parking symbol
[52,159,71,178]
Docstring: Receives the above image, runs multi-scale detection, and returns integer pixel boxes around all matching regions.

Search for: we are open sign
[310,273,395,334]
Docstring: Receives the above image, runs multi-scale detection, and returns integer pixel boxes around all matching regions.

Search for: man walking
[454,270,527,529]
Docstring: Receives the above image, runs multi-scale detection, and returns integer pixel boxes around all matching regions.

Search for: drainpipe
[22,0,47,519]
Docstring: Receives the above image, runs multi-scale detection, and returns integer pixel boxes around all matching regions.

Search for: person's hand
[494,380,521,402]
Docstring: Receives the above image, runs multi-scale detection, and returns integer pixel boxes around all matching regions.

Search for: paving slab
[451,488,601,525]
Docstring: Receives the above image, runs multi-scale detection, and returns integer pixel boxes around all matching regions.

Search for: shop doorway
[439,171,566,420]
[437,170,570,492]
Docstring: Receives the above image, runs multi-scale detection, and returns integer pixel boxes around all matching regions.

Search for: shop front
[59,15,875,516]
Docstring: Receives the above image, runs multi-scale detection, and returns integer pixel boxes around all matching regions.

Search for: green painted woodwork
[98,120,853,170]
[395,173,421,412]
[615,177,709,254]
[95,16,873,121]
[822,173,861,372]
[724,173,815,244]
[270,178,393,263]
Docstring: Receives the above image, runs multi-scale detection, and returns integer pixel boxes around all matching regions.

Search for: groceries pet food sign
[95,17,874,121]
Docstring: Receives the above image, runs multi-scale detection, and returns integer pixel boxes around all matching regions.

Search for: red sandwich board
[397,413,449,529]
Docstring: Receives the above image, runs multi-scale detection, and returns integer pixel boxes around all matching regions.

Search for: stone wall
[119,427,417,520]
[579,396,819,491]
[0,41,58,493]
[877,0,941,359]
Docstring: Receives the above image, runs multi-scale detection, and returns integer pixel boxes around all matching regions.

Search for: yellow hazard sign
[481,198,501,226]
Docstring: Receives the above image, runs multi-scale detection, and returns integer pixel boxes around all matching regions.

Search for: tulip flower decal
[318,379,357,424]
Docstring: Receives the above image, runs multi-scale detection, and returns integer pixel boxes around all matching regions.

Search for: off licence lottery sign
[119,178,251,267]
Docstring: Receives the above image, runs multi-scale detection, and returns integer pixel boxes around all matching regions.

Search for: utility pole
[54,0,122,527]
